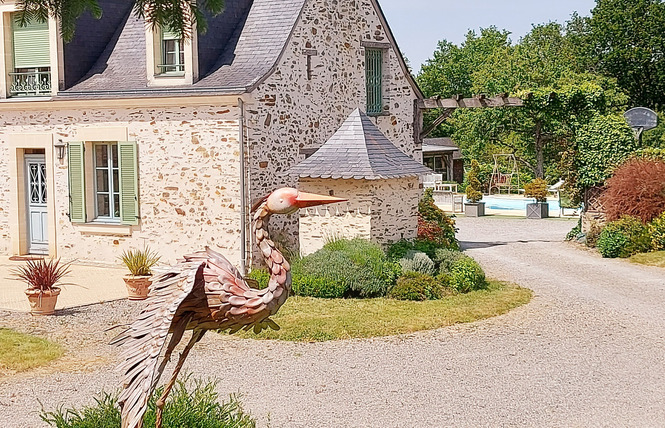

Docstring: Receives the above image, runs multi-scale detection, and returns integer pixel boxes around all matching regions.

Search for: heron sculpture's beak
[295,191,347,208]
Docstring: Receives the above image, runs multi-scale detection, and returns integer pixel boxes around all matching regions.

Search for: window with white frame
[93,143,121,221]
[68,141,139,225]
[159,28,185,74]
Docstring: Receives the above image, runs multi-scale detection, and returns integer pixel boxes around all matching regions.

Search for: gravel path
[2,216,665,427]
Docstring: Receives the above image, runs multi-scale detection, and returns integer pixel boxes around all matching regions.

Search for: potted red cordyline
[14,258,71,315]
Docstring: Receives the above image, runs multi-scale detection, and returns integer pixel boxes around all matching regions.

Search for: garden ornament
[112,187,346,428]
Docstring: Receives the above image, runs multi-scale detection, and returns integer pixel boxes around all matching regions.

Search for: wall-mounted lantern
[54,139,67,162]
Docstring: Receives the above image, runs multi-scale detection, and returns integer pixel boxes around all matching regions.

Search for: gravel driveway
[2,216,665,427]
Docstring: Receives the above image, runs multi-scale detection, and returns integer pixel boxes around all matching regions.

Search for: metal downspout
[239,98,247,276]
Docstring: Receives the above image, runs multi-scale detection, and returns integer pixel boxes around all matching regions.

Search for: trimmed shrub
[386,239,414,261]
[597,216,652,258]
[291,250,351,298]
[600,158,665,224]
[399,252,436,276]
[524,178,549,202]
[465,160,483,203]
[41,379,255,428]
[293,239,398,298]
[433,248,466,274]
[248,267,348,299]
[387,239,448,262]
[246,268,269,288]
[388,272,443,301]
[449,256,487,293]
[650,212,665,251]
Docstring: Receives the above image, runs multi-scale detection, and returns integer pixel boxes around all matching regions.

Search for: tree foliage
[417,22,630,183]
[16,0,226,41]
[583,0,665,109]
[575,114,638,187]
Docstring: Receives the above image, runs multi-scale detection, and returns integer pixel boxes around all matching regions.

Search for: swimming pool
[468,195,561,212]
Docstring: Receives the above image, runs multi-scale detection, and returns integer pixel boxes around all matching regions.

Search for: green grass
[0,328,63,372]
[630,251,665,268]
[235,280,532,342]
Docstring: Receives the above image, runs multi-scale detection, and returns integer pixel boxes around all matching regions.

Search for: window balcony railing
[9,69,52,97]
[157,63,185,74]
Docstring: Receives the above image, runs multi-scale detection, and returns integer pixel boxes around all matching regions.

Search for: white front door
[25,154,48,254]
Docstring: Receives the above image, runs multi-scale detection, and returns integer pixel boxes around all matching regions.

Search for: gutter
[238,98,247,275]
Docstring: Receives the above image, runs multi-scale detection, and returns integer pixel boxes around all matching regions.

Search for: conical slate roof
[288,109,432,180]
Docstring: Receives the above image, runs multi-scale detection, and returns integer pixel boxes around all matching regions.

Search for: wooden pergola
[416,95,523,140]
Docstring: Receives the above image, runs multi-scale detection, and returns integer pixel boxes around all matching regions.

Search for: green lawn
[0,328,63,372]
[235,280,532,342]
[630,251,665,268]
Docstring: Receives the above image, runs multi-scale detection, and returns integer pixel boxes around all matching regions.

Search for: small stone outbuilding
[288,109,431,255]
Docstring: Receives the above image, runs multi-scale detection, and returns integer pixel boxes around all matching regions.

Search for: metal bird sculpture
[112,187,346,428]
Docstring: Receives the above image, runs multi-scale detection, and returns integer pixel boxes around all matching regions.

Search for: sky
[379,0,597,73]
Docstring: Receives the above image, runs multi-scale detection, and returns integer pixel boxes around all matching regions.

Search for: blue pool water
[467,196,561,211]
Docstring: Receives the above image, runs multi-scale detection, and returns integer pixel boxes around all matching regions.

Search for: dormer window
[159,29,184,75]
[9,14,51,97]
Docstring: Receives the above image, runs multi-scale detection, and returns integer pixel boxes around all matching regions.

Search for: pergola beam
[417,95,523,139]
[418,94,524,110]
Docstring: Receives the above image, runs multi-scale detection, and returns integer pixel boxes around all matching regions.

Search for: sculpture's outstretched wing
[111,259,201,428]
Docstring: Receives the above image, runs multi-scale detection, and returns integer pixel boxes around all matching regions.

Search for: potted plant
[14,258,71,315]
[464,160,485,217]
[121,246,161,300]
[524,178,549,219]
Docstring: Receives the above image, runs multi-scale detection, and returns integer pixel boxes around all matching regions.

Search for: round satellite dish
[624,107,658,131]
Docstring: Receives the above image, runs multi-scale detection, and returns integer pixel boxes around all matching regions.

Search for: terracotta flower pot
[25,288,61,315]
[123,275,152,300]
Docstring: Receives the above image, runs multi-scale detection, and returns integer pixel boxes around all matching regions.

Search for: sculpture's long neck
[253,203,291,310]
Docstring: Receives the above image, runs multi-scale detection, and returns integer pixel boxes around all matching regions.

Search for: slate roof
[423,137,463,160]
[55,0,422,100]
[288,109,432,180]
[59,0,306,98]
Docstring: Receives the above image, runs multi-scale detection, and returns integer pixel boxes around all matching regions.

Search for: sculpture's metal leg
[151,314,192,392]
[154,330,206,428]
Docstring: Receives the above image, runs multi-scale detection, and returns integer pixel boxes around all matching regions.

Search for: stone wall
[299,209,371,256]
[245,0,420,251]
[297,177,418,255]
[0,143,9,253]
[0,104,243,266]
[370,177,420,243]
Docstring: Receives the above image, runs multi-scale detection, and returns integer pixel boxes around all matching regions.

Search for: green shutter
[162,27,180,41]
[12,15,50,68]
[118,141,139,226]
[365,48,383,115]
[67,142,86,223]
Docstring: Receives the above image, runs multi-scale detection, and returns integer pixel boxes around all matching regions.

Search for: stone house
[0,0,424,269]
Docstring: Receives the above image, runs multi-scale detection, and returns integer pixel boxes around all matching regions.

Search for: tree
[417,27,512,138]
[583,0,665,109]
[418,27,512,98]
[418,23,628,181]
[576,114,639,187]
[452,79,625,179]
[16,0,225,41]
